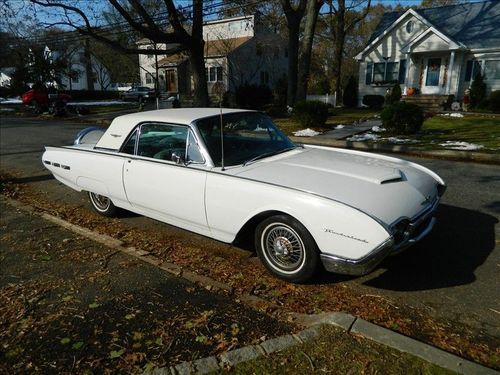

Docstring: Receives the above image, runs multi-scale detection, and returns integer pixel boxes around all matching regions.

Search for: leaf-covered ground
[0,201,293,373]
[1,173,498,370]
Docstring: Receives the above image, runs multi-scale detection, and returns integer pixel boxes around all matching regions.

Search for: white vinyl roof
[95,108,253,151]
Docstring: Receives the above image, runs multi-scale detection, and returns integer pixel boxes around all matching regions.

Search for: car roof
[95,108,255,151]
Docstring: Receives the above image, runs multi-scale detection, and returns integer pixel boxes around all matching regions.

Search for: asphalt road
[1,114,499,344]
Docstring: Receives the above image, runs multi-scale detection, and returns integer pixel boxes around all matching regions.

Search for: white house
[356,1,500,107]
[137,14,288,98]
[0,67,15,87]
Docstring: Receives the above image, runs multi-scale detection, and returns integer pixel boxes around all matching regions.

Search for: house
[48,46,114,91]
[137,14,288,98]
[356,0,500,107]
[0,67,15,87]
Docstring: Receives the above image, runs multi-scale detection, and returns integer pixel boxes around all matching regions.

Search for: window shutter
[365,62,373,85]
[399,60,407,84]
[465,60,473,82]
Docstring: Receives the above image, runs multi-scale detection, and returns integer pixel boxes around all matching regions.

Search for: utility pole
[154,41,159,109]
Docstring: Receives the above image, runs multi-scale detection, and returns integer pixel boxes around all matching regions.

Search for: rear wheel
[255,215,319,283]
[88,192,118,217]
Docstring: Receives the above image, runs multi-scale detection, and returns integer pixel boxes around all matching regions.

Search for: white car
[42,108,446,283]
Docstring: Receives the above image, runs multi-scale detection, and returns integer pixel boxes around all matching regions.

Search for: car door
[122,122,209,232]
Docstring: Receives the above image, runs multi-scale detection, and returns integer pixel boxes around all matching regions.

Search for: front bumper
[321,199,439,276]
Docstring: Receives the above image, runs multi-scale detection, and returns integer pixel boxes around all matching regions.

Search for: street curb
[289,136,500,165]
[2,197,497,374]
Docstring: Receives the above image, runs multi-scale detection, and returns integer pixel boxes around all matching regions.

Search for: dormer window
[406,21,414,33]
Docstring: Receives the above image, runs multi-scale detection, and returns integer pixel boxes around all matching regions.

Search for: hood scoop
[282,161,403,185]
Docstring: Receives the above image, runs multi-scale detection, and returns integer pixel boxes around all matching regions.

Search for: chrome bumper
[321,215,437,277]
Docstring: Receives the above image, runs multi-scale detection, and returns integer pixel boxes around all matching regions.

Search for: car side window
[121,130,137,155]
[137,123,188,162]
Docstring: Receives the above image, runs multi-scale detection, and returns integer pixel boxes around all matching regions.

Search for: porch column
[403,52,411,95]
[446,50,456,95]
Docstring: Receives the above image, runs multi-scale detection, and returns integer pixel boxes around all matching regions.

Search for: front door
[122,122,208,231]
[166,69,177,92]
[421,57,443,94]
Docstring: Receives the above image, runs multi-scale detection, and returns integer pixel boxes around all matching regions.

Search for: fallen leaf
[110,348,125,359]
[60,337,71,345]
[72,341,84,350]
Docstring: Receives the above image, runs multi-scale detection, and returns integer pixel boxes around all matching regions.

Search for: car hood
[231,146,441,226]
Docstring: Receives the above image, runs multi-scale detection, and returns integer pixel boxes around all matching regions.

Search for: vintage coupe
[42,109,446,283]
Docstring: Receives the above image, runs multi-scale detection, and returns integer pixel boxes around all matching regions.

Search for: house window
[484,60,500,80]
[367,61,402,84]
[145,73,155,84]
[406,21,414,33]
[207,67,223,82]
[273,46,279,59]
[147,46,154,59]
[260,71,269,85]
[464,60,482,81]
[71,74,79,84]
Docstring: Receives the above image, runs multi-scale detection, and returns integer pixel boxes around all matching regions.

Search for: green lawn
[416,114,500,151]
[222,325,455,375]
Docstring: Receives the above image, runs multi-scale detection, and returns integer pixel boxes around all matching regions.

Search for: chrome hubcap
[90,193,110,211]
[265,225,304,270]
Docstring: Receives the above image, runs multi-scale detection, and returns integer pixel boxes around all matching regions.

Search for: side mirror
[171,152,185,165]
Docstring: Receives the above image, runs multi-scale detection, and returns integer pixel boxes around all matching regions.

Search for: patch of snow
[0,98,22,104]
[439,112,464,118]
[371,125,386,133]
[68,100,130,106]
[347,133,380,141]
[334,124,345,129]
[439,141,483,151]
[254,125,268,132]
[293,128,320,137]
[384,137,418,144]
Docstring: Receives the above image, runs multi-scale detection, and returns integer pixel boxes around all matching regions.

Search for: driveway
[1,115,499,366]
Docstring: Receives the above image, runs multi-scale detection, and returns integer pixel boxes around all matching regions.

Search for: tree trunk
[287,20,300,107]
[84,38,94,91]
[189,41,209,107]
[333,1,345,105]
[296,0,322,102]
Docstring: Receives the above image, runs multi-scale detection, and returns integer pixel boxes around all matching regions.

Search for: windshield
[196,112,296,167]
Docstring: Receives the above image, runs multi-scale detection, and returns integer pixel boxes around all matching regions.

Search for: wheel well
[232,210,291,250]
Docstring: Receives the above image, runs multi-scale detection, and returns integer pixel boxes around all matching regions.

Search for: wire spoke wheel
[263,224,305,272]
[88,192,117,217]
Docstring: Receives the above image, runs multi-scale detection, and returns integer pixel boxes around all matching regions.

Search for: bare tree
[280,0,308,106]
[296,0,323,102]
[28,0,209,106]
[326,0,371,105]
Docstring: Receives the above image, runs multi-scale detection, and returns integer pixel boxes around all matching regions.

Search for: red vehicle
[22,85,71,112]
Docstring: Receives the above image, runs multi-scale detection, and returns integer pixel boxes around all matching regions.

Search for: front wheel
[255,215,319,283]
[88,192,118,217]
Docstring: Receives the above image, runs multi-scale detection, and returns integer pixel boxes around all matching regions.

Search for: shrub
[362,95,384,109]
[470,73,487,108]
[235,83,273,109]
[343,76,358,108]
[381,101,424,134]
[489,90,500,113]
[386,83,401,105]
[293,100,329,128]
